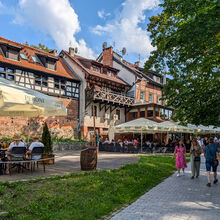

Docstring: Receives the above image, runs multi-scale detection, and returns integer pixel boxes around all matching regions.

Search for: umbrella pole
[92,103,96,147]
[141,130,143,153]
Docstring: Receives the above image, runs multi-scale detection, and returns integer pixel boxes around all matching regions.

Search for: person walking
[190,139,202,179]
[204,137,220,187]
[172,139,187,176]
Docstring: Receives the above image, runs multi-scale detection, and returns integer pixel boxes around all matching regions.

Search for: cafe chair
[6,147,26,174]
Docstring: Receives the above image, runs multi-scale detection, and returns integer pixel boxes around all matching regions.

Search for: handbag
[194,156,201,162]
[214,159,219,167]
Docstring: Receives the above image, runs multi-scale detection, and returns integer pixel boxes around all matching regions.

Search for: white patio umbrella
[160,121,193,133]
[0,77,67,117]
[114,118,168,134]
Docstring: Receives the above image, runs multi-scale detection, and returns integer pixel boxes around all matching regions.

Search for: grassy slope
[0,156,176,220]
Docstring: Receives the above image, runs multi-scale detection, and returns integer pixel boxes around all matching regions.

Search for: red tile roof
[62,50,129,86]
[0,36,79,80]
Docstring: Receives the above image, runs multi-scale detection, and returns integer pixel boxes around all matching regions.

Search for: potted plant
[41,122,54,164]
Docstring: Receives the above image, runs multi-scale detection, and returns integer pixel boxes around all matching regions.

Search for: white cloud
[93,0,160,59]
[0,1,4,8]
[97,9,111,19]
[16,0,95,58]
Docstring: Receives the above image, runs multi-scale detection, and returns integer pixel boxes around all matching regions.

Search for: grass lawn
[0,156,177,220]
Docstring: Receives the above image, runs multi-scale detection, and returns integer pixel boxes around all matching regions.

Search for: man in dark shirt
[204,137,220,187]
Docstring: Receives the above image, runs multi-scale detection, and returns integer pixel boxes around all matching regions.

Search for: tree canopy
[145,0,220,126]
[25,42,51,53]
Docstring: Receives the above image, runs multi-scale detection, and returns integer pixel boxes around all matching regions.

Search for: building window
[149,93,154,103]
[0,66,5,72]
[7,74,15,81]
[160,109,164,118]
[7,68,14,73]
[65,82,79,98]
[133,112,137,119]
[147,110,153,117]
[140,111,145,117]
[92,66,101,73]
[165,110,169,119]
[32,56,40,63]
[54,78,59,84]
[0,73,5,78]
[61,80,66,84]
[155,108,159,117]
[42,81,48,87]
[35,80,41,86]
[20,53,28,60]
[140,90,145,101]
[66,86,71,92]
[108,70,115,77]
[15,69,22,74]
[61,85,65,90]
[116,109,120,120]
[55,83,59,89]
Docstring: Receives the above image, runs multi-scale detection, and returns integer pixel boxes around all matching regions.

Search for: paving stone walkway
[112,157,220,220]
[0,151,139,182]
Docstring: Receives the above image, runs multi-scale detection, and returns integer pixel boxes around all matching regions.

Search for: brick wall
[0,97,79,139]
[102,47,113,67]
[136,81,162,103]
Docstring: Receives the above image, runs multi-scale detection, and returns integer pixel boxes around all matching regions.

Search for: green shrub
[41,123,53,154]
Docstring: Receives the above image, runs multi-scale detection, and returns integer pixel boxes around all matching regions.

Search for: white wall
[62,55,86,127]
[84,102,125,128]
[113,60,135,86]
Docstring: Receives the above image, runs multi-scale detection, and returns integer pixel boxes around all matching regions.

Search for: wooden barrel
[80,147,97,171]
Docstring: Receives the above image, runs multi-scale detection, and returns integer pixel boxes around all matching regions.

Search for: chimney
[49,49,58,56]
[135,61,140,67]
[163,75,167,85]
[102,46,113,67]
[69,47,75,57]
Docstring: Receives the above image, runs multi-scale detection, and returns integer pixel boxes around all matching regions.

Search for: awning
[160,121,193,133]
[0,77,67,117]
[114,118,168,134]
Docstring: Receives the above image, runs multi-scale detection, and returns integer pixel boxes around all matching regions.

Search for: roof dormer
[0,42,23,61]
[35,53,58,71]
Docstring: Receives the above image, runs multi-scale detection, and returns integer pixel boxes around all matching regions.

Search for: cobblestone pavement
[112,156,220,220]
[0,151,139,182]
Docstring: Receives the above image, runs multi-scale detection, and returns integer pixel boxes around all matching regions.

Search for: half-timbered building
[0,36,80,138]
[61,48,134,141]
[97,47,173,123]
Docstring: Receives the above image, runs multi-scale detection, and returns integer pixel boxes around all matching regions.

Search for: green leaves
[145,0,220,126]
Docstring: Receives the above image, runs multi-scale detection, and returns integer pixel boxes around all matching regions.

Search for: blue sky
[0,0,161,64]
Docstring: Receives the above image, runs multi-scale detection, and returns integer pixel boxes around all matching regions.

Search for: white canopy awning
[114,118,220,135]
[114,118,168,134]
[160,121,193,133]
[0,77,67,117]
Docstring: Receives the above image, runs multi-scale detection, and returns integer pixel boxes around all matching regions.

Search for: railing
[91,89,135,106]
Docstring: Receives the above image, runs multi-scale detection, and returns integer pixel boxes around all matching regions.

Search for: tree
[25,42,51,53]
[41,122,53,154]
[145,0,220,126]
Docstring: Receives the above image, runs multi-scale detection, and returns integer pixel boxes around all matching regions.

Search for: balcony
[87,88,135,107]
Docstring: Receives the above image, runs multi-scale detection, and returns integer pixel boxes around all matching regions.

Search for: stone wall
[53,142,87,152]
[0,98,79,139]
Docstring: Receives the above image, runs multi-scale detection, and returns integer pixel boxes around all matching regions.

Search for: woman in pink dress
[172,140,187,176]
